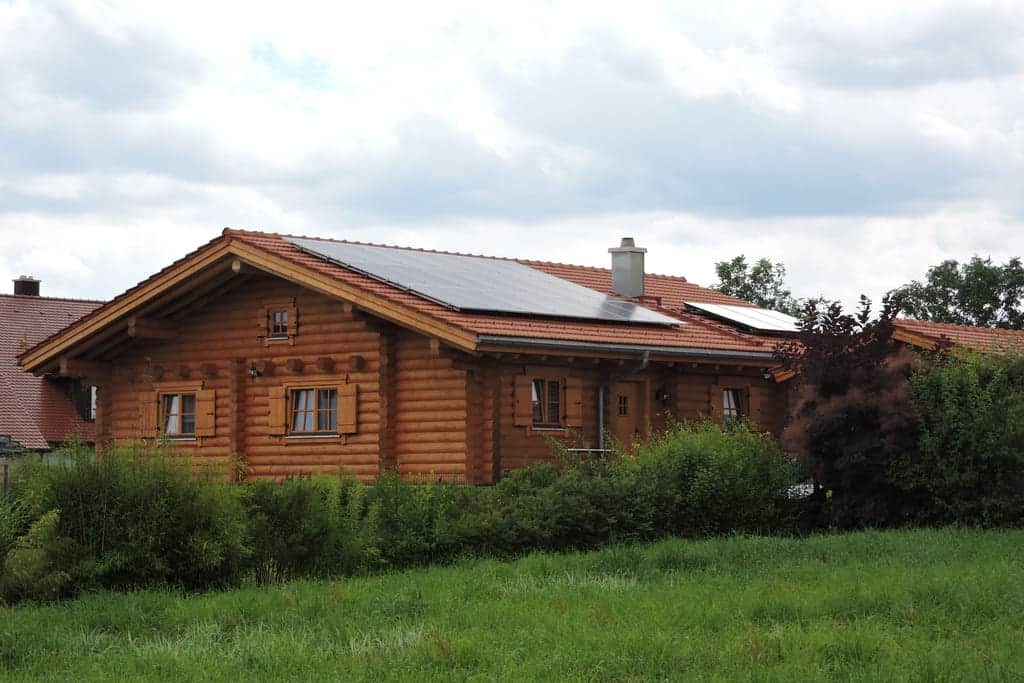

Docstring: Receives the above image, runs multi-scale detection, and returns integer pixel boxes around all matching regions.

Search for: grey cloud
[777,4,1024,89]
[1,2,204,110]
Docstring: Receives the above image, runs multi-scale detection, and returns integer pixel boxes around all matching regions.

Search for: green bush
[1,423,806,603]
[459,421,804,555]
[0,509,73,603]
[7,442,250,593]
[241,474,371,580]
[364,471,475,568]
[896,353,1024,526]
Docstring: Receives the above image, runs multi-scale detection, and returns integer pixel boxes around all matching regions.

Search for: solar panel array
[684,301,800,332]
[286,237,680,326]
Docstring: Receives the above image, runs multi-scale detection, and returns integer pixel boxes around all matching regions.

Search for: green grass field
[2,529,1022,681]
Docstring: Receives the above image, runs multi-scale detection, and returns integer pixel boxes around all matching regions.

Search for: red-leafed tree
[776,296,921,528]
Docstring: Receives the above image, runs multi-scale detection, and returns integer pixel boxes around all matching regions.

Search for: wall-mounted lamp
[248,361,262,379]
[655,386,673,402]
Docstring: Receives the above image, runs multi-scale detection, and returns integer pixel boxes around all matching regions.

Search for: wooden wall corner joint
[315,357,336,373]
[348,355,366,372]
[285,358,305,374]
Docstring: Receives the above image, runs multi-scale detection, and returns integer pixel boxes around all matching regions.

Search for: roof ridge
[896,318,1024,334]
[224,227,692,282]
[0,293,106,304]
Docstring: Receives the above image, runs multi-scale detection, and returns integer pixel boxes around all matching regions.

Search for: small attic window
[270,310,289,337]
[261,299,298,344]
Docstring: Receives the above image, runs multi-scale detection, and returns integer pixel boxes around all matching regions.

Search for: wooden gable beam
[127,317,179,340]
[58,358,110,381]
[20,241,237,373]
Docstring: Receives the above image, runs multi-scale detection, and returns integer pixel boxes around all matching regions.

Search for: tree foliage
[776,296,920,528]
[712,255,830,317]
[713,256,800,315]
[890,256,1024,329]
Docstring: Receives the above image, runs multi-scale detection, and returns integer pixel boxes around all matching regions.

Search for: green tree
[889,256,1024,329]
[712,255,818,316]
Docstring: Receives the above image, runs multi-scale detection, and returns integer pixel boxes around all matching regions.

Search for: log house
[18,230,796,483]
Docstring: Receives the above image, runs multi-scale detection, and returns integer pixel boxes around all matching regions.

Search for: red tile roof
[894,319,1024,355]
[1,294,102,449]
[225,229,780,355]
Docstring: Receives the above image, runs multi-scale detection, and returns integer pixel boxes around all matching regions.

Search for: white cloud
[1,0,1024,308]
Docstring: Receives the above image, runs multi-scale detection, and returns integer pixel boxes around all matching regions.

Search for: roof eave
[476,334,778,363]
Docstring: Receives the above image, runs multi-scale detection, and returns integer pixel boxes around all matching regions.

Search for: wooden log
[127,317,179,340]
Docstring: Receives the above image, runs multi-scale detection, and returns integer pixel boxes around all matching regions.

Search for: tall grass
[1,529,1022,681]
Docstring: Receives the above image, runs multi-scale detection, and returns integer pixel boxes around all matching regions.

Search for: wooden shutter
[338,383,358,434]
[288,300,299,338]
[748,385,764,426]
[513,375,533,426]
[268,386,287,436]
[139,391,158,437]
[564,377,584,427]
[709,384,723,420]
[196,389,216,437]
[256,305,268,336]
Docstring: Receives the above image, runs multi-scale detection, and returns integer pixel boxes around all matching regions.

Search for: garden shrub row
[0,421,802,602]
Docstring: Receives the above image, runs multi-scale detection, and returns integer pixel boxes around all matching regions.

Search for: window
[262,299,298,343]
[290,387,338,434]
[531,379,561,427]
[162,392,196,436]
[723,388,745,421]
[618,394,629,416]
[270,310,289,337]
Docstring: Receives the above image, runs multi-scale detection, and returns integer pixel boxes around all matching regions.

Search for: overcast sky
[2,0,1023,308]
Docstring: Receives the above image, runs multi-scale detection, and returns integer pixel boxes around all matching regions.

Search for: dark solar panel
[286,237,679,326]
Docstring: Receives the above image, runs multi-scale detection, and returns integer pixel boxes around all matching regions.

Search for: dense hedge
[0,421,803,603]
[892,353,1024,527]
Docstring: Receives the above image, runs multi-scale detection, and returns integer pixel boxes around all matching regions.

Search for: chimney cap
[13,275,41,296]
[608,236,647,254]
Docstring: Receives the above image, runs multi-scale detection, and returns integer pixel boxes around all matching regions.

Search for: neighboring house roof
[19,229,789,374]
[893,319,1024,356]
[1,294,103,449]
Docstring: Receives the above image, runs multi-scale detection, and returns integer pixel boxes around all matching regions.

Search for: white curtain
[164,395,180,433]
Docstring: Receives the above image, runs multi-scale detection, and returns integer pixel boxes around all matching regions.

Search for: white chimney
[608,237,646,298]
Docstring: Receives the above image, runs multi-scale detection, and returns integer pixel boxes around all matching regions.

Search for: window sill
[266,336,291,342]
[531,426,567,432]
[285,433,340,440]
[163,436,196,442]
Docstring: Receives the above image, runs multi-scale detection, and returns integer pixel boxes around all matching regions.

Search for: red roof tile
[894,319,1024,355]
[20,229,786,376]
[1,294,102,449]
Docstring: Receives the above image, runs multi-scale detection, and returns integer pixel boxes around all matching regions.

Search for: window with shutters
[144,382,215,440]
[514,372,583,431]
[162,392,196,436]
[270,380,358,439]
